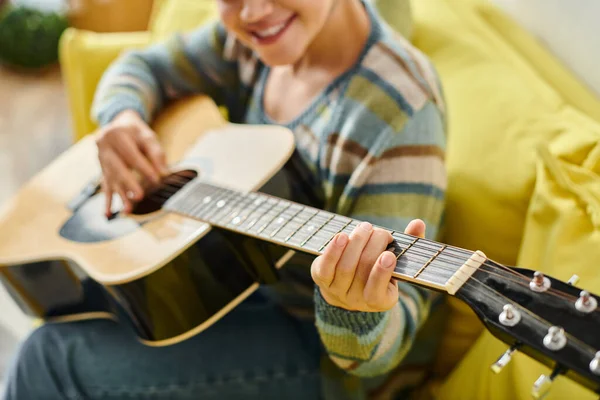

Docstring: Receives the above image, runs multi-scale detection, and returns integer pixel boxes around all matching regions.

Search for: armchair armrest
[59,28,153,141]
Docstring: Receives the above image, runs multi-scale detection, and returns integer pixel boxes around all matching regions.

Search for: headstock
[455,260,600,398]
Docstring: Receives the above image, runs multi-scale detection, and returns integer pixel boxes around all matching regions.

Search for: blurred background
[0,0,599,397]
[0,0,157,390]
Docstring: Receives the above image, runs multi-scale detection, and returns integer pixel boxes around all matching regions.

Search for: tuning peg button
[491,345,518,373]
[531,374,553,399]
[499,304,521,327]
[567,274,580,285]
[575,291,597,313]
[543,326,567,351]
[590,351,600,376]
[530,271,551,292]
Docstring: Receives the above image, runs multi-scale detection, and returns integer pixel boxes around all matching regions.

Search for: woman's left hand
[311,219,426,312]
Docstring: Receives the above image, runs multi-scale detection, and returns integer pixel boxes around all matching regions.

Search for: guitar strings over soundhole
[131,169,198,215]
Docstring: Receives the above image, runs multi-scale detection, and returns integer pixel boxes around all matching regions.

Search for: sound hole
[131,169,197,215]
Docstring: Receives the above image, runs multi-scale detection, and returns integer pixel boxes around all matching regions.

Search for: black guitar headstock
[455,260,600,398]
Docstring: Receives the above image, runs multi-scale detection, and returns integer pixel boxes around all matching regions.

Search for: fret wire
[249,205,282,233]
[395,257,457,284]
[325,218,352,228]
[178,188,211,218]
[187,187,227,219]
[341,221,359,235]
[167,181,201,215]
[412,244,447,279]
[196,182,221,198]
[301,212,335,247]
[228,193,263,227]
[392,232,449,251]
[284,209,319,242]
[419,260,458,283]
[214,190,250,224]
[242,199,274,230]
[246,198,279,231]
[319,219,353,251]
[308,212,332,226]
[256,201,291,234]
[226,193,257,222]
[189,182,221,205]
[395,237,419,260]
[270,206,304,238]
[196,189,238,222]
[391,237,468,271]
[207,190,239,222]
[257,202,299,237]
[310,229,335,239]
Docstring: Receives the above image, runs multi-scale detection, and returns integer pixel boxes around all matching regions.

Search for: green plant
[0,3,69,70]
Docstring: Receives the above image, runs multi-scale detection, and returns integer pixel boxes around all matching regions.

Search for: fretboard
[163,180,474,291]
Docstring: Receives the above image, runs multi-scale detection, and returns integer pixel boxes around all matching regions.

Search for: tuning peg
[543,326,567,351]
[531,374,553,399]
[567,274,580,285]
[575,291,598,313]
[590,351,600,375]
[491,344,519,373]
[530,271,551,292]
[531,365,565,399]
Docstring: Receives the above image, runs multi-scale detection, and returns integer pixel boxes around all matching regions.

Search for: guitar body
[0,96,297,346]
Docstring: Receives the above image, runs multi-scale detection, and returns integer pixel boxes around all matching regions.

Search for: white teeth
[255,21,287,38]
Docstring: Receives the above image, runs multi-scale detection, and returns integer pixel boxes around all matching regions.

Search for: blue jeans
[3,291,323,400]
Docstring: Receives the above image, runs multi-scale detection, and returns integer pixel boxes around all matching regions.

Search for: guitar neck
[164,180,484,294]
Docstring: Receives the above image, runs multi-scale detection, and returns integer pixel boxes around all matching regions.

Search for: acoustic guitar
[0,96,599,398]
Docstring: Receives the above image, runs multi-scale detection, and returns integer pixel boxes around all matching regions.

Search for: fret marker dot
[216,200,226,208]
[306,225,315,232]
[276,217,285,225]
[232,217,241,225]
[254,199,263,206]
[202,196,211,204]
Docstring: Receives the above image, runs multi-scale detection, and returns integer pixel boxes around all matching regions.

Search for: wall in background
[491,0,600,99]
[11,0,66,12]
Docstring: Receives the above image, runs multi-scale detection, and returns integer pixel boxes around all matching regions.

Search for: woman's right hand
[95,110,168,217]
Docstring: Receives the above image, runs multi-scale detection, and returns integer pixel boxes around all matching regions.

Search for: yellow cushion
[59,29,153,141]
[412,0,560,374]
[412,0,600,377]
[434,106,600,400]
[475,3,600,124]
[149,0,218,39]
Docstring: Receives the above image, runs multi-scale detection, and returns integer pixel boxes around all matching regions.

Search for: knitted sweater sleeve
[90,20,239,127]
[314,100,447,377]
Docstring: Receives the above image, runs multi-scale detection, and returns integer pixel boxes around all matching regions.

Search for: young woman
[4,0,447,399]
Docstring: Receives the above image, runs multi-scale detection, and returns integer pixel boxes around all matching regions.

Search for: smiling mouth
[250,14,297,44]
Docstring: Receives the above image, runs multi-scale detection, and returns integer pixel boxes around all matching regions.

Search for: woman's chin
[257,49,305,67]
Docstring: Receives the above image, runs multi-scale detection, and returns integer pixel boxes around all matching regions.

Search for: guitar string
[387,235,593,306]
[151,182,591,305]
[390,236,589,304]
[144,181,595,307]
[368,245,585,306]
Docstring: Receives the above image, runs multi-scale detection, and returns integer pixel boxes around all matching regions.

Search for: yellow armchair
[58,0,219,142]
[59,29,153,141]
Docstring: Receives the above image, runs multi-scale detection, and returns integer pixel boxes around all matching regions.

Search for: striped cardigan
[91,1,447,398]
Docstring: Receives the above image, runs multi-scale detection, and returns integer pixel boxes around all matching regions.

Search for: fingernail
[126,191,135,199]
[381,252,396,268]
[335,233,348,247]
[358,221,372,231]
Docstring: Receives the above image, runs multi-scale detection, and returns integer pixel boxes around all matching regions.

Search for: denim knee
[4,324,68,400]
